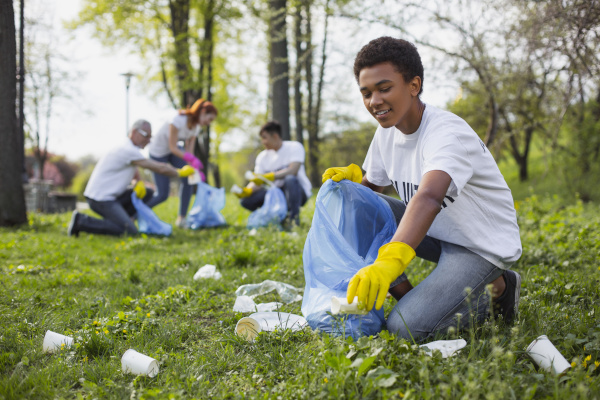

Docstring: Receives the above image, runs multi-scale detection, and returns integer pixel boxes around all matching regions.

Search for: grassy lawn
[1,191,599,399]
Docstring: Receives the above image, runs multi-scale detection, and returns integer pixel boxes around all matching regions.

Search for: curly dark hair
[353,36,424,96]
[259,120,282,137]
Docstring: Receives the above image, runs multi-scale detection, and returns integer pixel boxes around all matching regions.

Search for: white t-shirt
[363,104,521,269]
[148,114,200,158]
[84,139,146,201]
[255,141,312,198]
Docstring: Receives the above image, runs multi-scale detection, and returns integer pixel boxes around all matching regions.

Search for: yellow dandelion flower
[123,329,127,333]
[585,355,592,361]
[147,313,151,317]
[398,392,405,398]
[60,343,65,349]
[571,361,577,368]
[93,321,98,325]
[595,361,599,368]
[104,329,109,334]
[323,378,328,383]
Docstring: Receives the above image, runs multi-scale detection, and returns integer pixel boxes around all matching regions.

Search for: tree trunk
[168,0,193,108]
[268,0,290,140]
[0,0,27,226]
[292,2,304,144]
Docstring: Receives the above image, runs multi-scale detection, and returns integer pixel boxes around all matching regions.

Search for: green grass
[1,192,599,399]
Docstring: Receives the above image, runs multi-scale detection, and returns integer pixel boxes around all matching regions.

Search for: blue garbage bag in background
[247,185,288,229]
[131,193,172,236]
[187,181,227,229]
[301,180,397,339]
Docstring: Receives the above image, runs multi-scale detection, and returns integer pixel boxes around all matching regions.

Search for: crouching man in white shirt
[67,119,194,237]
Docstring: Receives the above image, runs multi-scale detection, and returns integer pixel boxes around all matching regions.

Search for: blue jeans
[377,193,505,341]
[240,175,308,224]
[146,153,193,218]
[79,189,154,236]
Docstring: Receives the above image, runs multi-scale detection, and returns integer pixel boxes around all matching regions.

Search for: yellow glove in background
[177,165,195,177]
[133,181,146,199]
[347,242,416,311]
[234,187,253,199]
[322,163,363,184]
[250,172,275,185]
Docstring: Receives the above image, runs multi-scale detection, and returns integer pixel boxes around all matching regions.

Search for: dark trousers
[78,189,154,236]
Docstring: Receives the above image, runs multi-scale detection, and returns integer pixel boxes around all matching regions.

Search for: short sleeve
[362,129,391,186]
[422,133,473,196]
[286,142,305,164]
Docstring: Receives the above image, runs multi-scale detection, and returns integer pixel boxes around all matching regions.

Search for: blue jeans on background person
[78,189,154,236]
[377,193,505,341]
[240,175,308,225]
[146,153,193,218]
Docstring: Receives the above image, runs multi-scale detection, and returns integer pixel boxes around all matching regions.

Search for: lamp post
[120,72,134,135]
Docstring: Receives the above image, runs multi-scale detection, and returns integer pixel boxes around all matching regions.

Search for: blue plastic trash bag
[130,193,172,236]
[187,181,227,229]
[301,180,397,339]
[247,185,288,229]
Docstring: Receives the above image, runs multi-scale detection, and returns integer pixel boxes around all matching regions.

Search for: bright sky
[39,0,457,162]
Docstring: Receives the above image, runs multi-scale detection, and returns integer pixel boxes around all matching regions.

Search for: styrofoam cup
[235,317,262,341]
[526,335,571,375]
[188,170,201,185]
[331,296,368,315]
[121,349,159,377]
[231,184,243,194]
[43,330,74,353]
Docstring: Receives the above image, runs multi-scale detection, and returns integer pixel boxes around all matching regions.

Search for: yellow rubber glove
[250,172,275,185]
[347,242,416,311]
[234,187,253,199]
[322,163,363,184]
[133,181,146,198]
[177,165,195,178]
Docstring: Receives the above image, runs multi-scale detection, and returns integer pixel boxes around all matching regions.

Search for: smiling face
[358,62,423,134]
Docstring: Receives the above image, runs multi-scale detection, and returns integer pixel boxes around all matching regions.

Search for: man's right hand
[133,181,146,198]
[234,187,253,199]
[177,165,195,177]
[322,163,363,184]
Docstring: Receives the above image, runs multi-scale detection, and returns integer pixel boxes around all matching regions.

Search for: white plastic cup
[235,317,262,342]
[526,335,571,375]
[331,296,368,315]
[230,184,243,195]
[121,349,159,377]
[43,330,74,353]
[188,170,201,185]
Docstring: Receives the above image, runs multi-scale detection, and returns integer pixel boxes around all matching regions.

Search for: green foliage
[0,194,599,398]
[70,163,95,200]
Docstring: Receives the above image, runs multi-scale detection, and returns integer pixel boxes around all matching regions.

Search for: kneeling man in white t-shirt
[322,37,523,340]
[67,119,194,237]
[235,121,312,226]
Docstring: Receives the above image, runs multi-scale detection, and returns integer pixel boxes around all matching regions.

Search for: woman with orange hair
[147,99,218,227]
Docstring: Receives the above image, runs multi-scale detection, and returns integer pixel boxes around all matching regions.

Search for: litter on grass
[121,349,159,377]
[193,264,222,280]
[235,312,308,342]
[419,339,467,358]
[526,335,571,375]
[233,296,283,313]
[235,280,302,304]
[43,330,74,353]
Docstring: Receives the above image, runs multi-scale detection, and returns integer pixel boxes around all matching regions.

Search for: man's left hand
[250,172,275,185]
[133,181,146,199]
[347,242,416,311]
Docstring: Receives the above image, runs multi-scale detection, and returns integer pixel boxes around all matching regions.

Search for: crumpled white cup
[43,330,74,353]
[330,296,368,315]
[193,264,222,280]
[121,349,159,377]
